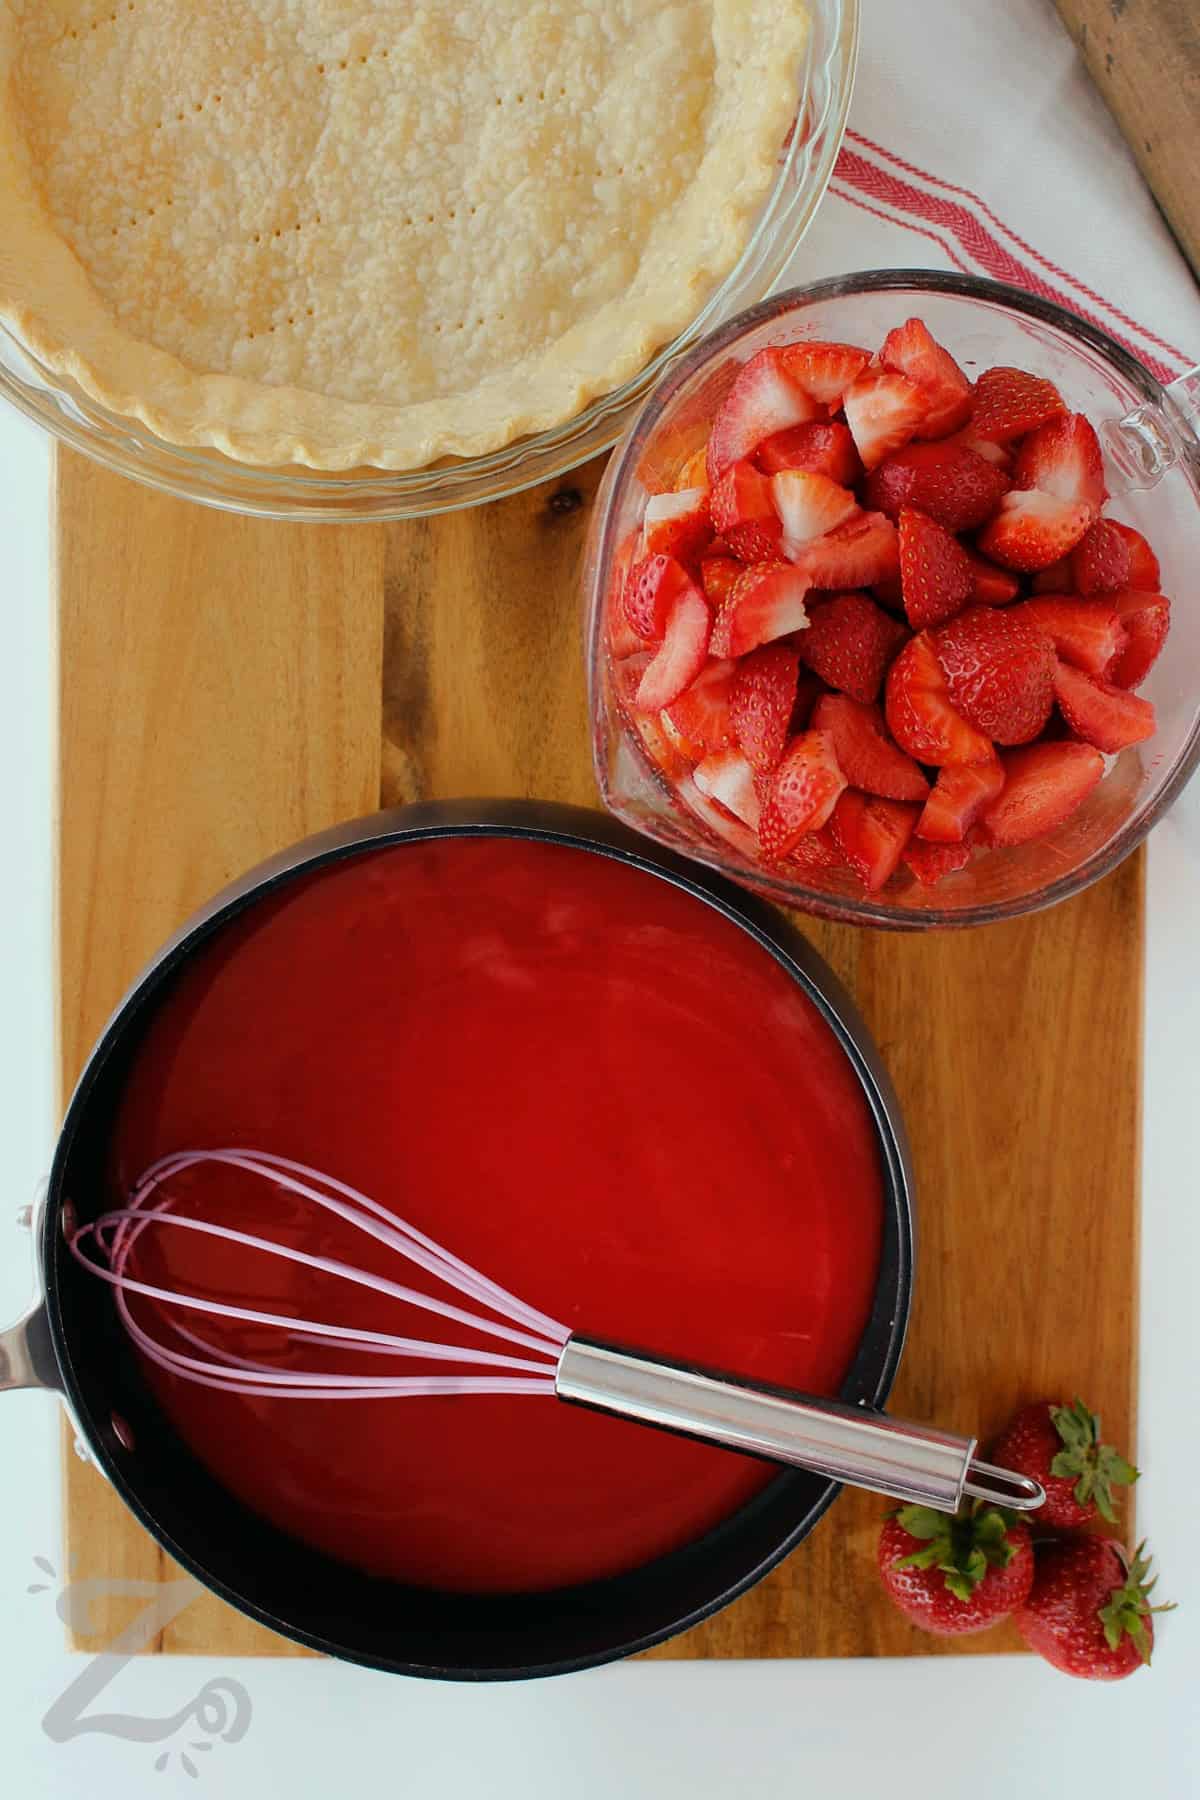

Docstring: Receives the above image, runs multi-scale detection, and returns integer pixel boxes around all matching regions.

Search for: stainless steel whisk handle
[555,1336,1043,1515]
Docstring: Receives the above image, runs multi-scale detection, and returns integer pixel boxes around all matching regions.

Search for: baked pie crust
[0,1,809,471]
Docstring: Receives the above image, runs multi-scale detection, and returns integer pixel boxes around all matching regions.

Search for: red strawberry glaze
[109,838,885,1595]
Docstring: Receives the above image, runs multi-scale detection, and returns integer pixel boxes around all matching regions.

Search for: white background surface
[2,0,1200,1792]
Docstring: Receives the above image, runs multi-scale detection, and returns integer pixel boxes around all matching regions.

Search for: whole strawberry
[990,1398,1138,1529]
[878,1503,1034,1635]
[1017,1538,1173,1680]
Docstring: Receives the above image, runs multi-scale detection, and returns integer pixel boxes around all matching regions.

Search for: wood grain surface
[1055,0,1200,279]
[56,448,1142,1660]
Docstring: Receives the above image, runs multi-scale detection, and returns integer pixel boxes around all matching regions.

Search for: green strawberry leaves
[1097,1541,1176,1664]
[893,1502,1018,1603]
[1049,1397,1140,1522]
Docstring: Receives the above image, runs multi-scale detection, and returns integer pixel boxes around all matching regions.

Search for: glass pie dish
[584,269,1200,929]
[0,0,856,522]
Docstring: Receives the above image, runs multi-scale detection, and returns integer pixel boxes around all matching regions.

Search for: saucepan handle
[556,1336,1043,1514]
[0,1300,62,1394]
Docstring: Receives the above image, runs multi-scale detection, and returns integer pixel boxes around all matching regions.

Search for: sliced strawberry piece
[799,593,909,706]
[634,585,712,712]
[754,420,863,485]
[932,605,1055,745]
[700,552,742,607]
[1053,660,1157,751]
[779,340,870,407]
[641,488,712,565]
[866,440,1008,533]
[674,774,760,859]
[662,657,737,757]
[614,655,692,781]
[1014,412,1106,515]
[1107,521,1161,591]
[787,826,845,872]
[977,489,1093,572]
[708,459,784,562]
[790,511,900,589]
[898,506,973,630]
[673,446,710,491]
[917,756,1005,842]
[1031,556,1074,594]
[971,366,1066,442]
[950,426,1013,469]
[1015,596,1126,677]
[965,550,1021,606]
[1107,590,1170,689]
[705,349,822,483]
[902,834,976,885]
[769,469,859,555]
[623,553,695,642]
[829,792,919,892]
[843,369,928,470]
[811,693,930,802]
[758,731,848,859]
[1069,518,1130,594]
[885,632,994,766]
[730,644,800,775]
[880,318,973,438]
[982,741,1105,845]
[693,746,762,830]
[710,562,809,659]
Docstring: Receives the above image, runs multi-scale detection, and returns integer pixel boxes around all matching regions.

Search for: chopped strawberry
[614,655,692,780]
[917,756,1005,842]
[1014,412,1107,515]
[673,446,710,491]
[641,488,712,565]
[710,561,809,658]
[787,826,845,872]
[779,340,870,406]
[950,427,1013,469]
[885,632,994,766]
[866,441,1009,533]
[843,369,928,470]
[1031,556,1075,593]
[1107,590,1170,688]
[1053,661,1157,752]
[705,348,822,483]
[902,835,976,885]
[880,318,973,438]
[811,693,930,802]
[982,741,1105,845]
[700,552,742,607]
[971,366,1066,442]
[758,731,848,858]
[1107,521,1161,591]
[634,585,712,712]
[708,460,784,561]
[730,644,800,775]
[769,469,860,554]
[899,506,974,630]
[965,550,1021,606]
[755,420,863,485]
[977,489,1094,571]
[693,746,762,830]
[790,511,900,588]
[1015,596,1126,677]
[674,774,760,859]
[829,792,919,891]
[798,593,909,705]
[1070,518,1131,594]
[609,613,647,660]
[662,658,737,757]
[623,553,696,642]
[933,605,1056,744]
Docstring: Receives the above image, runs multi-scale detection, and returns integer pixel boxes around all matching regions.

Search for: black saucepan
[0,800,913,1680]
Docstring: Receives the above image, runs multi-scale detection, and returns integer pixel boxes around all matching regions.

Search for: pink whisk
[70,1148,1044,1515]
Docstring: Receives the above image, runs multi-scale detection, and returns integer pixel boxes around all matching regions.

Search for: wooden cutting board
[55,449,1142,1661]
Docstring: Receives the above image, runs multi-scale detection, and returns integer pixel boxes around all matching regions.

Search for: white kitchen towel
[788,0,1199,382]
